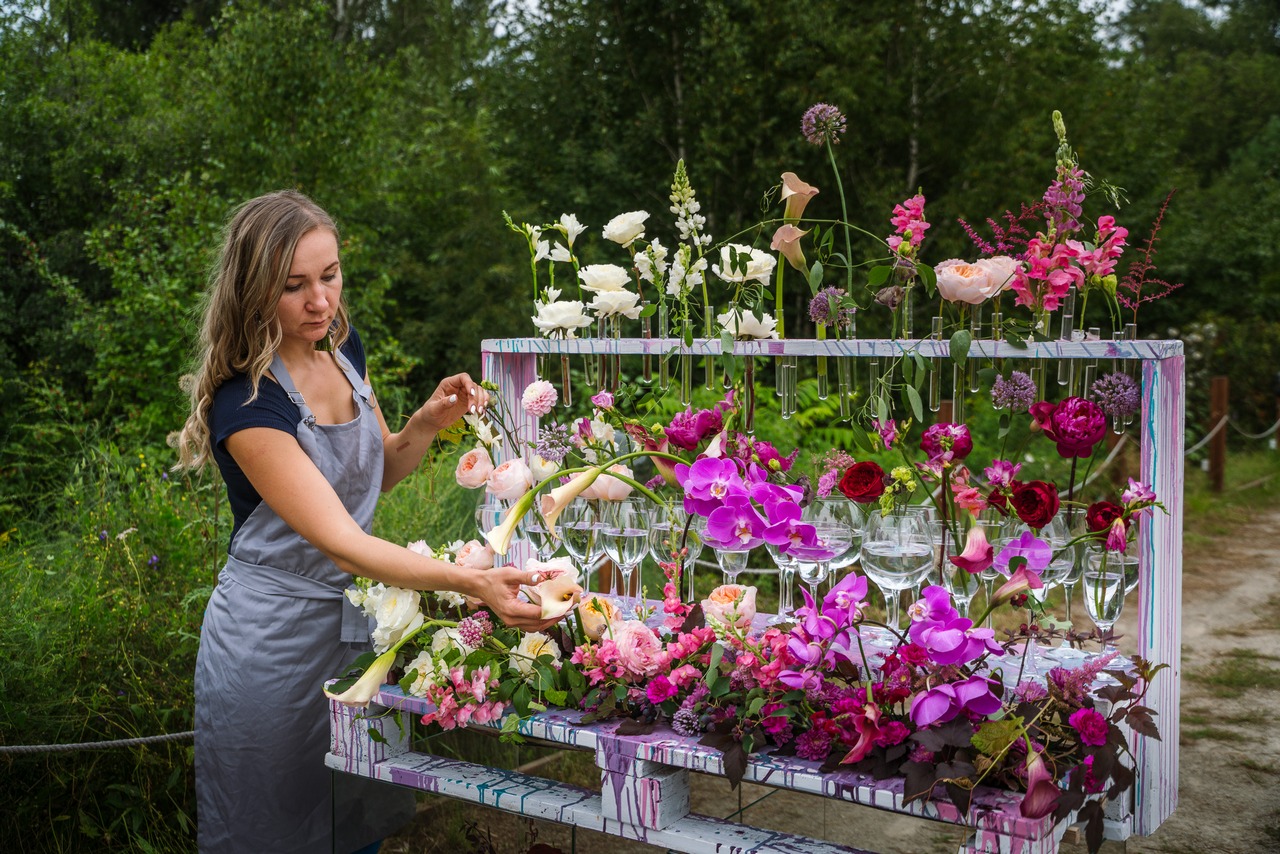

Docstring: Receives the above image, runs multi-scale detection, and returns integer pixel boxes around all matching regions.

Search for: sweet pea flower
[1106,516,1130,553]
[780,172,819,222]
[701,584,758,630]
[666,406,723,451]
[559,213,586,247]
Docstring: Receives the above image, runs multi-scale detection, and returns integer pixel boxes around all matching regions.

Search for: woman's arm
[226,426,549,630]
[372,372,488,491]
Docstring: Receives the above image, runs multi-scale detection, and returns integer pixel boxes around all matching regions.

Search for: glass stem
[560,354,573,408]
[744,357,756,434]
[1058,288,1076,387]
[641,313,652,383]
[930,316,943,412]
[968,306,981,392]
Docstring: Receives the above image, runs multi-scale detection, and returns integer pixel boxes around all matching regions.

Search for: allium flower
[808,287,856,330]
[801,103,847,146]
[456,611,493,649]
[671,708,701,737]
[521,380,558,417]
[1092,372,1140,419]
[992,371,1037,412]
[534,423,574,464]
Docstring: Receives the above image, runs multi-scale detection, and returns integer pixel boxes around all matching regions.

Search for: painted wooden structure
[326,335,1183,853]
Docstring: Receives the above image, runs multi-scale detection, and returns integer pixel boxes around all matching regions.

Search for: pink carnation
[521,380,558,417]
[645,675,679,704]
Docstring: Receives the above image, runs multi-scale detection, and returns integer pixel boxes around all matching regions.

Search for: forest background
[1,0,1278,851]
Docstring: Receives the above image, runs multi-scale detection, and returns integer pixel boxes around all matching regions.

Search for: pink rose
[700,584,758,629]
[611,620,667,679]
[521,380,558,418]
[975,256,1019,294]
[486,458,534,500]
[455,539,495,570]
[934,259,1004,305]
[455,448,494,489]
[580,464,634,501]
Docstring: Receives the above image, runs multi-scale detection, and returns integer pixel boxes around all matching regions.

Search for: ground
[384,504,1280,854]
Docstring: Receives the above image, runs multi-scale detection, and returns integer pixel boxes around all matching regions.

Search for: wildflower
[801,103,847,147]
[807,287,855,330]
[992,371,1037,412]
[671,707,701,737]
[98,530,108,543]
[534,423,574,464]
[147,555,159,567]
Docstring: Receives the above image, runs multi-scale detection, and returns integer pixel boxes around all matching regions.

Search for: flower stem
[826,141,855,292]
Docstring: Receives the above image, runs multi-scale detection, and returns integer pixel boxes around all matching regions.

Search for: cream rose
[510,631,562,680]
[486,458,534,501]
[577,595,623,640]
[370,586,425,653]
[581,464,634,501]
[578,263,631,292]
[532,300,593,337]
[529,454,560,483]
[975,256,1019,295]
[590,289,642,319]
[701,584,758,630]
[455,447,494,489]
[935,258,1004,305]
[610,620,666,679]
[601,210,649,247]
[455,539,496,570]
[405,650,445,697]
[713,243,777,285]
[717,308,779,340]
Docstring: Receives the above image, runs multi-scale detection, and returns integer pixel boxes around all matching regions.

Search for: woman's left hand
[414,373,488,434]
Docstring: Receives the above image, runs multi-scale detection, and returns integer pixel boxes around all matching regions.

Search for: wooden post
[1209,375,1228,492]
[937,399,953,424]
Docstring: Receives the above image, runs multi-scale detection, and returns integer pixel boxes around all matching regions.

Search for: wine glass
[474,497,507,536]
[518,507,560,560]
[649,505,704,602]
[600,499,650,599]
[789,522,853,607]
[807,498,864,578]
[932,520,979,619]
[1083,549,1127,653]
[860,510,933,629]
[764,541,797,625]
[559,499,602,593]
[702,528,763,586]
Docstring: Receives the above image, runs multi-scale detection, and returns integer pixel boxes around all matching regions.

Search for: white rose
[717,308,779,340]
[713,243,777,285]
[486,458,534,501]
[370,586,425,653]
[431,626,472,658]
[590,289,642,319]
[530,454,561,483]
[602,210,649,247]
[405,650,444,697]
[359,582,387,617]
[510,631,561,680]
[532,300,594,337]
[578,264,631,293]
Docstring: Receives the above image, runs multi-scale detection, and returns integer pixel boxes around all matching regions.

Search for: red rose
[1010,480,1060,529]
[1085,500,1126,534]
[838,461,887,504]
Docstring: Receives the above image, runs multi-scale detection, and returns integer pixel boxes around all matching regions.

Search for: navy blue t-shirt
[210,329,368,550]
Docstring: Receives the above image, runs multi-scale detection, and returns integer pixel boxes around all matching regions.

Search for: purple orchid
[823,572,870,624]
[676,457,745,517]
[909,674,1003,728]
[705,493,766,549]
[993,530,1051,577]
[907,586,1003,666]
[761,499,818,554]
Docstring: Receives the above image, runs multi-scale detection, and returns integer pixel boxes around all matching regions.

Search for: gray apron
[195,350,415,853]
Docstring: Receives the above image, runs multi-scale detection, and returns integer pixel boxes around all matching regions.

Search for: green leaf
[905,384,924,422]
[1004,329,1027,349]
[545,688,568,706]
[366,727,387,744]
[867,265,892,288]
[918,264,938,297]
[747,697,766,718]
[639,303,657,318]
[706,642,724,681]
[950,329,972,367]
[971,717,1023,757]
[808,260,825,294]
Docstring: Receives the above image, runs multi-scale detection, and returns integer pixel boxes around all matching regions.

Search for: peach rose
[577,594,623,640]
[610,620,666,679]
[935,258,1003,305]
[455,539,496,570]
[455,447,493,489]
[975,256,1019,295]
[580,464,634,501]
[701,584,758,630]
[486,458,534,501]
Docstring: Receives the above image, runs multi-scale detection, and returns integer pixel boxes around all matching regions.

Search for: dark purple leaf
[723,742,749,789]
[901,761,939,805]
[615,719,656,736]
[679,603,705,634]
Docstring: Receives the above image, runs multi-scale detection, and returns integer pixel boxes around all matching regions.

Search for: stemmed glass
[860,510,934,630]
[789,522,853,607]
[648,505,704,602]
[559,499,603,593]
[518,508,560,560]
[704,532,763,586]
[600,499,650,599]
[1083,549,1127,653]
[932,520,979,619]
[807,498,864,579]
[764,541,797,625]
[474,497,507,536]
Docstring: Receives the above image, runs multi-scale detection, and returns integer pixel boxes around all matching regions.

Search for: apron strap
[332,344,375,408]
[269,353,318,430]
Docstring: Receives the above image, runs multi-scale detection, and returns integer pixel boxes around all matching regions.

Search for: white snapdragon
[635,238,669,285]
[666,245,706,298]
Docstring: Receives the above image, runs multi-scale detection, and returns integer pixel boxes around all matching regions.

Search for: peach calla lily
[780,172,819,222]
[538,466,606,538]
[770,224,809,273]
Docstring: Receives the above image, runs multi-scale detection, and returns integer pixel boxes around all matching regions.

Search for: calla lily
[770,224,809,272]
[990,565,1044,607]
[948,524,994,573]
[1019,743,1061,819]
[324,647,397,707]
[482,491,533,556]
[780,172,819,222]
[521,558,583,620]
[539,466,606,539]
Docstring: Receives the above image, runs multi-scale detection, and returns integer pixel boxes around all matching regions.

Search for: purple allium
[801,103,847,147]
[671,708,701,737]
[1092,372,1140,419]
[992,370,1037,412]
[534,422,574,464]
[807,287,856,330]
[457,611,493,648]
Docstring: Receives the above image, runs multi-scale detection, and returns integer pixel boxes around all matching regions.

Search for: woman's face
[277,227,342,347]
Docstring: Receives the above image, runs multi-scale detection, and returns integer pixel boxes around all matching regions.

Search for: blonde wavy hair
[173,190,350,470]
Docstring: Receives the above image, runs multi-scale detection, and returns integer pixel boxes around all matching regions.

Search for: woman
[176,190,551,853]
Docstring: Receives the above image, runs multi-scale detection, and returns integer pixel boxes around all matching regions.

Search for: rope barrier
[0,730,194,754]
[1228,417,1280,441]
[1185,415,1229,456]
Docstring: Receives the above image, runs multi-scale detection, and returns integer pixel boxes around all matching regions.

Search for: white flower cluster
[346,580,426,654]
[670,159,711,248]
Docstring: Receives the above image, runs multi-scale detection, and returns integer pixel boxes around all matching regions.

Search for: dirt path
[386,506,1280,854]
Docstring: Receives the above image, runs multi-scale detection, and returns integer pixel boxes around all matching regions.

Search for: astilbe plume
[1118,189,1183,321]
[959,202,1047,257]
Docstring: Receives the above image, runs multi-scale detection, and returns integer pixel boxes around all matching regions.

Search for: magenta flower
[1019,746,1061,819]
[993,531,1052,577]
[909,675,1002,728]
[1121,478,1157,508]
[1105,517,1129,553]
[591,390,615,409]
[823,572,870,624]
[948,524,995,574]
[873,418,898,450]
[984,459,1022,489]
[1068,707,1109,747]
[838,703,886,765]
[1031,395,1106,458]
[920,423,973,464]
[761,499,818,554]
[676,457,746,517]
[645,674,679,704]
[990,565,1045,607]
[908,586,1002,666]
[705,494,766,549]
[666,407,723,451]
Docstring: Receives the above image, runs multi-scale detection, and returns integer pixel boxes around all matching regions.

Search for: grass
[1189,648,1280,699]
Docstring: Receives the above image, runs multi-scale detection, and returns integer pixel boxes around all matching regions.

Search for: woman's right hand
[469,565,561,632]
